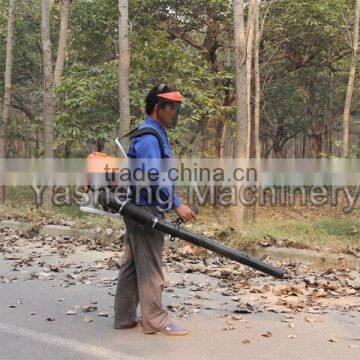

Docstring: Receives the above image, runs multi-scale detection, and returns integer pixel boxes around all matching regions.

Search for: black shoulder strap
[120,127,166,158]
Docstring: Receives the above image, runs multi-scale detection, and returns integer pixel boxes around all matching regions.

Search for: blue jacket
[127,115,181,210]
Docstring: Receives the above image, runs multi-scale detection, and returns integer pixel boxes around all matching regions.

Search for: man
[114,84,197,336]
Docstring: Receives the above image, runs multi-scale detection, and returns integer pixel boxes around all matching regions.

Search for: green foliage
[1,0,359,158]
[54,61,119,156]
[69,0,118,65]
[258,0,359,156]
[55,23,225,156]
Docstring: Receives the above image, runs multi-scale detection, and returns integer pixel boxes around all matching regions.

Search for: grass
[0,186,121,229]
[240,218,359,252]
[182,204,360,253]
[0,186,359,253]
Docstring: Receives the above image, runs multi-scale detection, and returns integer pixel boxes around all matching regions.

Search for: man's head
[145,84,183,129]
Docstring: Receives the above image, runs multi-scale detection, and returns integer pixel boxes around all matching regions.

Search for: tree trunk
[308,105,323,158]
[273,145,284,158]
[254,0,260,159]
[342,0,360,157]
[220,124,226,158]
[0,0,16,203]
[231,0,249,228]
[41,0,55,158]
[246,0,256,158]
[294,135,300,158]
[41,0,55,207]
[302,132,307,158]
[251,2,260,223]
[325,49,333,156]
[54,0,70,84]
[202,117,223,157]
[118,0,131,148]
[233,0,248,158]
[325,127,332,155]
[308,133,322,158]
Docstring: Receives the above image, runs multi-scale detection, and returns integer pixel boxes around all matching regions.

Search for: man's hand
[175,204,197,223]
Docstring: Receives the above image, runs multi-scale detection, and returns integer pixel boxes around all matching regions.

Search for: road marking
[0,322,144,360]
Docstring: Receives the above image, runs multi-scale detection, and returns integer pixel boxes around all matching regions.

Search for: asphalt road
[0,245,359,360]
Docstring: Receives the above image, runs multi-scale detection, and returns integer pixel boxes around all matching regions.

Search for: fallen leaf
[84,316,95,323]
[98,312,110,317]
[203,231,215,238]
[242,338,250,344]
[325,282,339,291]
[180,245,198,255]
[281,316,295,323]
[262,331,273,338]
[66,310,77,315]
[231,315,244,321]
[46,317,55,321]
[222,324,235,331]
[328,337,339,343]
[234,303,254,314]
[314,289,327,298]
[81,305,98,313]
[39,272,55,280]
[107,257,120,270]
[217,313,228,318]
[4,255,20,260]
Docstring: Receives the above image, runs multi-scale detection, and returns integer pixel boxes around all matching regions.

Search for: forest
[1,0,359,161]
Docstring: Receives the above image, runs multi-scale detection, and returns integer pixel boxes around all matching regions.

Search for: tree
[41,0,54,207]
[343,0,360,157]
[231,0,250,228]
[1,0,357,162]
[54,0,70,84]
[41,0,54,158]
[254,0,260,159]
[3,1,43,159]
[259,0,352,158]
[246,0,256,158]
[0,0,16,203]
[54,62,120,156]
[118,0,130,147]
[152,0,236,157]
[233,0,248,158]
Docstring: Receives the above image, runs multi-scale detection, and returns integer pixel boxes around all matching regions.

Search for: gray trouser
[113,206,171,334]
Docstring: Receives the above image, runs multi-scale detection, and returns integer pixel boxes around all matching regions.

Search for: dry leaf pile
[0,227,359,334]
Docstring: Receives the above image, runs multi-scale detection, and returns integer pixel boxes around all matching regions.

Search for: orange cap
[157,91,183,102]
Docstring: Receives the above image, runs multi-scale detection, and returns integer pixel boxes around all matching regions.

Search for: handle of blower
[170,206,199,242]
